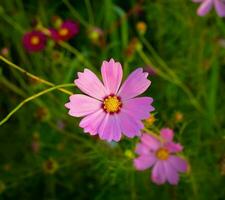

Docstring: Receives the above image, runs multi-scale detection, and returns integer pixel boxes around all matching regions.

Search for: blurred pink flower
[50,20,79,41]
[134,128,188,185]
[22,31,47,52]
[193,0,225,17]
[65,58,154,142]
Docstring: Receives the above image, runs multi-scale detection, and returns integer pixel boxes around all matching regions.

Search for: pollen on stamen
[59,28,69,36]
[102,95,122,114]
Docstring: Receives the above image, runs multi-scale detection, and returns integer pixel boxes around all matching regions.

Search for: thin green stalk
[137,48,174,82]
[0,56,73,95]
[0,83,74,126]
[140,36,179,80]
[62,0,89,28]
[84,0,94,25]
[137,49,203,112]
[0,75,26,97]
[59,42,94,70]
[1,15,24,33]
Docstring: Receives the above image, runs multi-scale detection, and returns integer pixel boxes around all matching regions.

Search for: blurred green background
[0,0,225,199]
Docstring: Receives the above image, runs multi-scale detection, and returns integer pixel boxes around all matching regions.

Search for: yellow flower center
[59,28,69,36]
[30,36,40,45]
[103,95,122,113]
[155,148,169,160]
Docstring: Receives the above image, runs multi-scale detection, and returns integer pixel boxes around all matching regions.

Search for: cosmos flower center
[156,148,169,160]
[103,95,122,113]
[59,28,69,36]
[30,36,40,45]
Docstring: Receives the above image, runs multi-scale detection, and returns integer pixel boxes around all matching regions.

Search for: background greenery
[0,0,225,199]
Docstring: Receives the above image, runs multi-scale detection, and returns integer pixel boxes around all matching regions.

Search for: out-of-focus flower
[22,31,47,52]
[0,181,6,193]
[134,128,188,185]
[43,158,59,175]
[65,58,154,142]
[87,27,105,47]
[124,38,142,58]
[1,47,9,57]
[145,115,156,127]
[136,21,147,35]
[31,132,40,153]
[35,107,50,121]
[174,111,184,123]
[49,20,79,42]
[193,0,225,17]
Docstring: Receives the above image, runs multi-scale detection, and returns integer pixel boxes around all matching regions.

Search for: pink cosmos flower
[134,128,188,185]
[193,0,225,17]
[50,20,79,41]
[22,31,47,52]
[65,59,154,142]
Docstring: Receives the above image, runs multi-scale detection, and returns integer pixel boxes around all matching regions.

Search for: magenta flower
[65,59,154,142]
[50,20,79,41]
[22,31,47,52]
[134,128,188,185]
[193,0,225,17]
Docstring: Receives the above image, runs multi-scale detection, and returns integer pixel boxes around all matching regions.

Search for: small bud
[51,16,63,28]
[1,47,9,57]
[136,21,147,35]
[125,150,135,159]
[174,111,184,123]
[31,132,40,153]
[145,115,156,127]
[35,107,50,121]
[43,158,59,175]
[124,38,142,58]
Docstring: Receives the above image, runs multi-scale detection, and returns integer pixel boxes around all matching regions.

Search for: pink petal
[74,69,107,100]
[134,154,156,170]
[117,110,144,138]
[98,114,122,142]
[168,156,188,173]
[165,142,183,153]
[65,94,101,117]
[101,58,123,94]
[160,128,174,142]
[214,0,225,17]
[164,162,179,185]
[141,134,160,151]
[79,109,106,135]
[135,143,150,155]
[151,161,166,185]
[197,0,213,16]
[118,68,151,100]
[122,97,154,120]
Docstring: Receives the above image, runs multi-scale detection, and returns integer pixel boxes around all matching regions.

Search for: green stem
[0,75,27,97]
[0,56,73,95]
[137,49,203,112]
[59,42,94,70]
[84,0,94,25]
[62,0,90,28]
[0,83,74,126]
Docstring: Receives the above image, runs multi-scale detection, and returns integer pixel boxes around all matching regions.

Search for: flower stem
[59,42,94,71]
[0,83,74,126]
[0,56,73,95]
